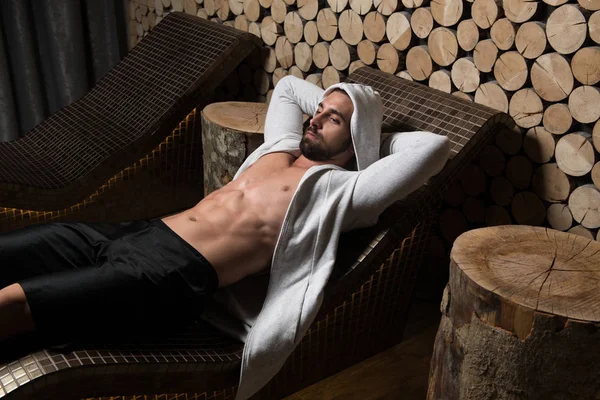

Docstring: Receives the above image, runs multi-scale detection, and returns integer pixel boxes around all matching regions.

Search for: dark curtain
[0,0,127,141]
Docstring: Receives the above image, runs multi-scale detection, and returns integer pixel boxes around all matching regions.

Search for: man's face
[300,90,355,162]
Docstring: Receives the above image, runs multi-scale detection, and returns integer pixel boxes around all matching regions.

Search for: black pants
[0,219,218,347]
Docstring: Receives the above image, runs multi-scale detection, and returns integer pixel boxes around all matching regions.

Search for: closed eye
[316,107,342,124]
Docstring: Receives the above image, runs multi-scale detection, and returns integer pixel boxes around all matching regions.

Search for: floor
[284,298,442,400]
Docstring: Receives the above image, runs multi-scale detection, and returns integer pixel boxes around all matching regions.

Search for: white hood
[320,82,383,171]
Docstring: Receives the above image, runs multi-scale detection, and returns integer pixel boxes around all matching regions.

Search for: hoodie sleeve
[351,131,451,222]
[263,76,324,144]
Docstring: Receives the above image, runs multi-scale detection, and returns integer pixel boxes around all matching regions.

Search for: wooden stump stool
[428,225,600,400]
[201,102,267,196]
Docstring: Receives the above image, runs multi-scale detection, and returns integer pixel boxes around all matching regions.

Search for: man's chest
[234,153,307,201]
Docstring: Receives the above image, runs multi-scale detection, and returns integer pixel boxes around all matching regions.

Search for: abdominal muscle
[161,153,306,287]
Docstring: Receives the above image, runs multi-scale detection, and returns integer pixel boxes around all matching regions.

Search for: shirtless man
[0,74,449,364]
[0,85,357,345]
[163,88,356,288]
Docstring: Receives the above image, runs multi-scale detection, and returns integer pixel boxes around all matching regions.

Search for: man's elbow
[275,75,302,94]
[437,135,451,160]
[427,134,451,175]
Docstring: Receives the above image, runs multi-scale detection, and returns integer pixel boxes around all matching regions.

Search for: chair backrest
[0,13,260,209]
[347,67,515,186]
[327,67,515,296]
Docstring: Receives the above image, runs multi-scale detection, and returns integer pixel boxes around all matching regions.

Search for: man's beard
[299,126,353,161]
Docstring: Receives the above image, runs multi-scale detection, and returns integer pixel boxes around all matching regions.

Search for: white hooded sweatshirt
[203,76,451,399]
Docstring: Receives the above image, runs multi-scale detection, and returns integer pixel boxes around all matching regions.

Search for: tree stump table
[201,102,268,196]
[428,225,600,400]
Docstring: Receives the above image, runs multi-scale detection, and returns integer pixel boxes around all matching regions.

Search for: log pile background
[127,0,600,285]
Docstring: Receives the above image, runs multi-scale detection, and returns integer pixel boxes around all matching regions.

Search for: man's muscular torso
[162,152,306,287]
[162,90,356,288]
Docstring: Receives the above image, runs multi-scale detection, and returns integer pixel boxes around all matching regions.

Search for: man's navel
[189,216,197,222]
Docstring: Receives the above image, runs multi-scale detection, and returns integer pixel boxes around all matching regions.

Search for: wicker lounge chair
[0,12,261,233]
[0,65,515,399]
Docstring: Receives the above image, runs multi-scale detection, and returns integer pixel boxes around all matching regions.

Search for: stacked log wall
[127,0,600,279]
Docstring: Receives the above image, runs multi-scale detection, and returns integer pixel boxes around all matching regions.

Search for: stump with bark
[201,102,267,195]
[427,225,600,400]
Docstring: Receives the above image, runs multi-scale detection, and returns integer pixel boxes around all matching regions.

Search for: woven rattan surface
[0,12,260,211]
[347,67,514,166]
[0,67,514,399]
[0,108,204,232]
[0,321,242,399]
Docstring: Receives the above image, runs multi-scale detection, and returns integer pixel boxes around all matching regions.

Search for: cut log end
[452,225,600,322]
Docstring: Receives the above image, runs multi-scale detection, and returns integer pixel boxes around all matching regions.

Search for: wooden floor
[284,299,442,400]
